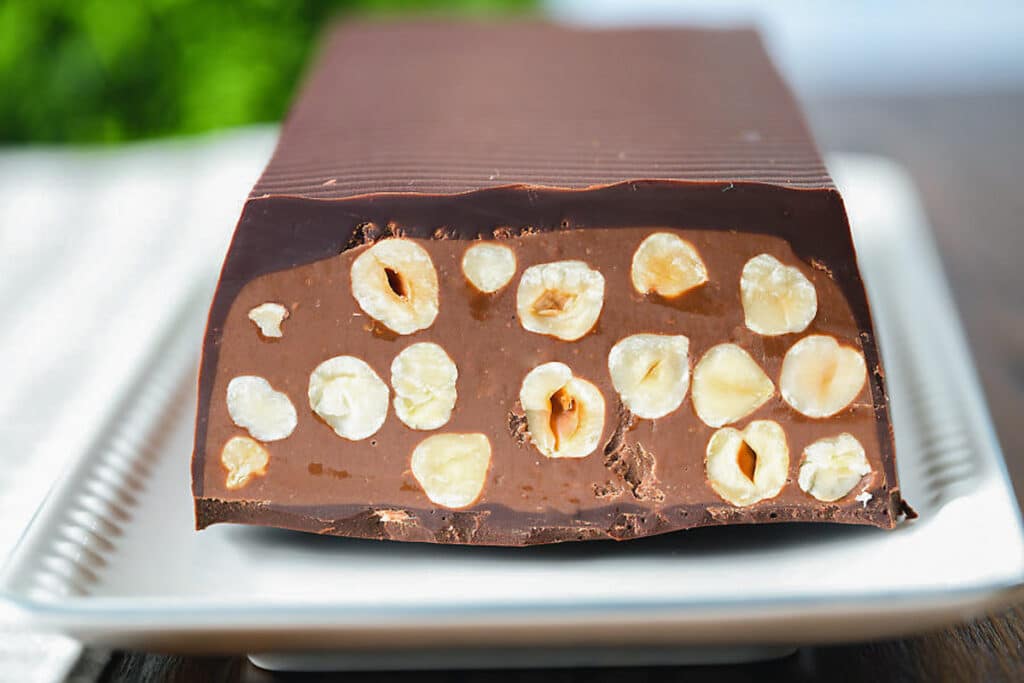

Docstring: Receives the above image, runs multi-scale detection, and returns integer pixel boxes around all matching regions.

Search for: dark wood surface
[91,91,1024,682]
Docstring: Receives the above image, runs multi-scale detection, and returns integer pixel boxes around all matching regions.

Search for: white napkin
[0,128,276,683]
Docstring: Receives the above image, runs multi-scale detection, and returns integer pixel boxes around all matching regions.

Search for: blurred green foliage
[0,0,535,144]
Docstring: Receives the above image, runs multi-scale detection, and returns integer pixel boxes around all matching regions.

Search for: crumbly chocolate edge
[194,491,901,547]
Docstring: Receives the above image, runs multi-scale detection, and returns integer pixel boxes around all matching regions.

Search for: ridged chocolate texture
[193,22,910,545]
[252,22,831,199]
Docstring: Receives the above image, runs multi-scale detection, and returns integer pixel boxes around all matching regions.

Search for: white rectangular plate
[2,155,1022,656]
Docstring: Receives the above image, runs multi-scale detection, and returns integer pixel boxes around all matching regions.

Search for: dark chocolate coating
[192,22,908,545]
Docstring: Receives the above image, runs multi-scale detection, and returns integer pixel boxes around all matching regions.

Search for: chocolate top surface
[252,22,832,200]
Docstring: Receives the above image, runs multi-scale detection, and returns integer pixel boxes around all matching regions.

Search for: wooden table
[88,91,1024,682]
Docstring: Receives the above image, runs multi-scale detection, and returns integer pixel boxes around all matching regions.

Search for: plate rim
[2,153,1023,645]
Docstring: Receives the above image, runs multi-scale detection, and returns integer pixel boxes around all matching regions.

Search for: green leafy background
[0,0,535,144]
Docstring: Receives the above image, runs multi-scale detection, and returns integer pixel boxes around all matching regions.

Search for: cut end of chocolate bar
[191,21,907,546]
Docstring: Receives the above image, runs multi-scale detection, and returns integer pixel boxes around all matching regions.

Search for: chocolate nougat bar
[192,22,910,545]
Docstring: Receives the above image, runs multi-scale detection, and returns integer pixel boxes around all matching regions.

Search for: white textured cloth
[0,129,276,683]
